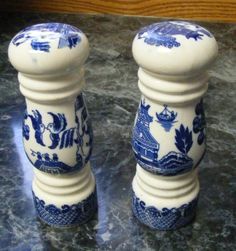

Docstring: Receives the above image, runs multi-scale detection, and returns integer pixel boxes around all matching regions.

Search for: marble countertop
[0,12,235,251]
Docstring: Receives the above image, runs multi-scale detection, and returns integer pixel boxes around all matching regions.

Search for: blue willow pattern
[12,23,81,52]
[24,93,93,174]
[22,109,30,140]
[132,191,198,230]
[33,191,97,227]
[132,100,193,175]
[138,21,212,48]
[193,99,206,145]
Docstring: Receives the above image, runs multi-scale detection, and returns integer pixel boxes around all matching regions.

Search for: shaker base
[33,190,97,228]
[132,190,198,230]
[32,163,97,227]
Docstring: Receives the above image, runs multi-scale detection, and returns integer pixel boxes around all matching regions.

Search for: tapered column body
[8,23,97,227]
[131,21,218,230]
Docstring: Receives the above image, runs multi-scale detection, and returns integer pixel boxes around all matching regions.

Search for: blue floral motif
[23,124,30,140]
[132,191,198,230]
[33,191,97,227]
[78,120,92,167]
[175,124,193,154]
[75,94,93,168]
[22,109,30,140]
[138,21,212,48]
[132,100,193,175]
[156,104,178,132]
[193,99,206,145]
[12,23,81,52]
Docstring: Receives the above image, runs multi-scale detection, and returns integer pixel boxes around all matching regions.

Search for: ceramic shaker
[131,21,218,230]
[8,23,97,227]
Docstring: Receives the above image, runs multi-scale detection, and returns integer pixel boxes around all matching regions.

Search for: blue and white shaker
[131,21,218,230]
[8,23,97,227]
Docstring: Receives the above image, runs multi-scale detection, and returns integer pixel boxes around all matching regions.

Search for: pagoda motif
[156,105,178,132]
[132,100,159,165]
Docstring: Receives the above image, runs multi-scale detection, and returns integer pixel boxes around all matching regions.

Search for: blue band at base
[132,190,198,230]
[32,190,97,227]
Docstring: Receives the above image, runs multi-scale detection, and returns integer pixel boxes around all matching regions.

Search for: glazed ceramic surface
[1,13,235,250]
[32,164,97,227]
[22,92,93,174]
[8,23,97,227]
[132,166,199,230]
[131,21,218,230]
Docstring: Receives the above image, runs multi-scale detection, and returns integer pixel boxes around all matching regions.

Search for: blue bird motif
[47,112,67,149]
[28,110,46,146]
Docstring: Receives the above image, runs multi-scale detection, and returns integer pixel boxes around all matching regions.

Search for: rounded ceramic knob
[132,21,218,77]
[8,23,89,76]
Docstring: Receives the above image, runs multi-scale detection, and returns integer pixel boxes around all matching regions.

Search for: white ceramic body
[132,68,207,176]
[21,73,96,227]
[132,165,199,229]
[8,23,97,227]
[131,21,218,230]
[32,163,97,227]
[21,70,93,174]
[131,69,204,229]
[132,21,218,77]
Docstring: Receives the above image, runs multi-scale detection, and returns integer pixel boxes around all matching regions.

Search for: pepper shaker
[131,21,218,230]
[8,23,97,227]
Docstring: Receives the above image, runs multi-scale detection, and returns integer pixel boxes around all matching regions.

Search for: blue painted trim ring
[132,190,198,230]
[33,190,97,227]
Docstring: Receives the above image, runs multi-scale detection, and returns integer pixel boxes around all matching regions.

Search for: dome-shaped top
[132,21,218,77]
[8,23,89,76]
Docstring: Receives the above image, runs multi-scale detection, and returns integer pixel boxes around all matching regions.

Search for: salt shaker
[8,23,97,227]
[131,21,218,230]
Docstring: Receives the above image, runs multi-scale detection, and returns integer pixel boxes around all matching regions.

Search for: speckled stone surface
[0,12,235,251]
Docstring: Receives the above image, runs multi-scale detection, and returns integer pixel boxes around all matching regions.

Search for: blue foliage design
[33,191,97,227]
[74,94,93,168]
[22,109,30,140]
[23,124,30,140]
[156,104,178,132]
[175,124,193,154]
[132,99,193,175]
[138,21,212,48]
[12,23,82,52]
[193,99,206,145]
[132,191,198,230]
